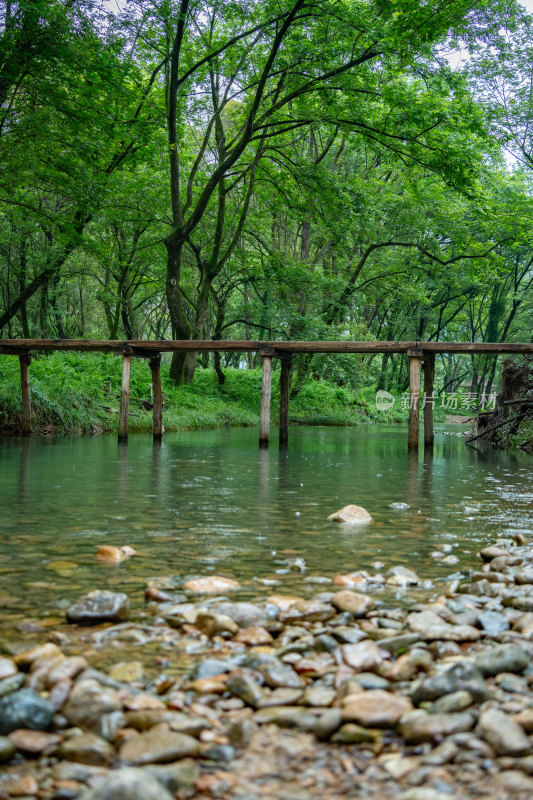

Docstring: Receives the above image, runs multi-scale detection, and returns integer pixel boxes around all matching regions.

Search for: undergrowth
[0,351,413,435]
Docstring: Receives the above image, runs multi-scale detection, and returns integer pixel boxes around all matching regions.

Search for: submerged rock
[327,505,372,524]
[66,590,130,625]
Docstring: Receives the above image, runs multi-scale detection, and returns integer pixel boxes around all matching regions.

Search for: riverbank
[2,530,533,799]
[0,352,415,437]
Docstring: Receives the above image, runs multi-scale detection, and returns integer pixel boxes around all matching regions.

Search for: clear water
[0,425,532,639]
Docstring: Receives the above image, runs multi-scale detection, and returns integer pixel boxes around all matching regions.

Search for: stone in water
[327,505,372,524]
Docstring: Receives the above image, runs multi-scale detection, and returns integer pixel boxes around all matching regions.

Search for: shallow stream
[0,424,532,642]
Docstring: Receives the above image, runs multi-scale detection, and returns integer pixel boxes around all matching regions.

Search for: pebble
[119,725,201,764]
[0,688,55,734]
[66,590,130,625]
[331,590,376,616]
[79,767,175,800]
[327,504,372,523]
[183,576,240,593]
[58,732,115,765]
[477,708,532,756]
[342,689,413,727]
[5,529,533,800]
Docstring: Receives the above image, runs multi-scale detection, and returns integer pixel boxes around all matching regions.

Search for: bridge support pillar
[118,354,132,441]
[19,352,32,435]
[259,350,274,448]
[150,355,163,441]
[407,350,422,451]
[423,353,435,449]
[279,355,292,448]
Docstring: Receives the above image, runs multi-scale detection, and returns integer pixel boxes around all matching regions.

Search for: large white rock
[327,505,372,524]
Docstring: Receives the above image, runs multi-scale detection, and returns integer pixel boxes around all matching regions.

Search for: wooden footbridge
[1,339,532,450]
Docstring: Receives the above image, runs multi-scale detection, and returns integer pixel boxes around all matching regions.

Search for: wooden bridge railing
[1,339,532,449]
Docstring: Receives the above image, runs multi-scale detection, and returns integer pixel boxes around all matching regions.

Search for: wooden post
[423,353,435,449]
[279,355,292,448]
[149,355,163,441]
[118,354,132,441]
[259,350,273,448]
[19,352,32,435]
[407,349,422,451]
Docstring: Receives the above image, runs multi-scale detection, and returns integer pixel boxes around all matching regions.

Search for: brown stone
[96,545,127,562]
[327,505,372,524]
[233,626,274,645]
[13,643,63,670]
[183,576,240,594]
[331,590,375,617]
[119,723,200,764]
[340,641,386,672]
[58,732,114,765]
[342,690,413,727]
[8,729,62,754]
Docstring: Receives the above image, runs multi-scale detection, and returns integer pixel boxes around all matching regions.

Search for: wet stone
[412,662,487,705]
[66,590,130,625]
[63,679,121,730]
[429,690,474,714]
[58,732,114,766]
[327,504,372,524]
[0,735,16,762]
[385,566,420,586]
[79,767,175,800]
[313,708,343,740]
[300,685,336,707]
[477,708,532,756]
[119,724,200,765]
[477,609,510,634]
[225,671,264,708]
[340,640,385,672]
[342,689,413,727]
[0,672,25,698]
[279,600,335,623]
[332,723,377,744]
[399,710,476,743]
[331,590,376,617]
[474,644,529,676]
[256,662,303,689]
[0,688,55,735]
[8,729,62,754]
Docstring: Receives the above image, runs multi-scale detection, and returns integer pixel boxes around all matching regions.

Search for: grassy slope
[0,351,411,435]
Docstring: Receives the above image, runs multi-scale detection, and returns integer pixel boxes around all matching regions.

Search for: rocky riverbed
[4,536,533,799]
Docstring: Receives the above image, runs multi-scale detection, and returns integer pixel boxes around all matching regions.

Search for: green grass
[0,351,417,435]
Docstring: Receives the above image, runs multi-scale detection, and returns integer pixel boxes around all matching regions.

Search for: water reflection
[0,425,532,629]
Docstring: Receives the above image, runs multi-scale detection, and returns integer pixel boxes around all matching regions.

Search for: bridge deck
[2,339,530,447]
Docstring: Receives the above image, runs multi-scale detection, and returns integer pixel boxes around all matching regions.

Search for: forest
[1,0,533,413]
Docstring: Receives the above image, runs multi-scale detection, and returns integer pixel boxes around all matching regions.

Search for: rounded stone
[79,767,175,800]
[66,590,130,625]
[0,688,55,735]
[0,735,16,762]
[327,505,372,524]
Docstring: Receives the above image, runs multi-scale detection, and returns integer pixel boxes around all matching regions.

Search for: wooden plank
[150,355,163,440]
[259,354,273,448]
[19,353,32,435]
[423,353,435,449]
[2,339,533,355]
[118,354,132,441]
[279,356,292,447]
[408,354,421,451]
